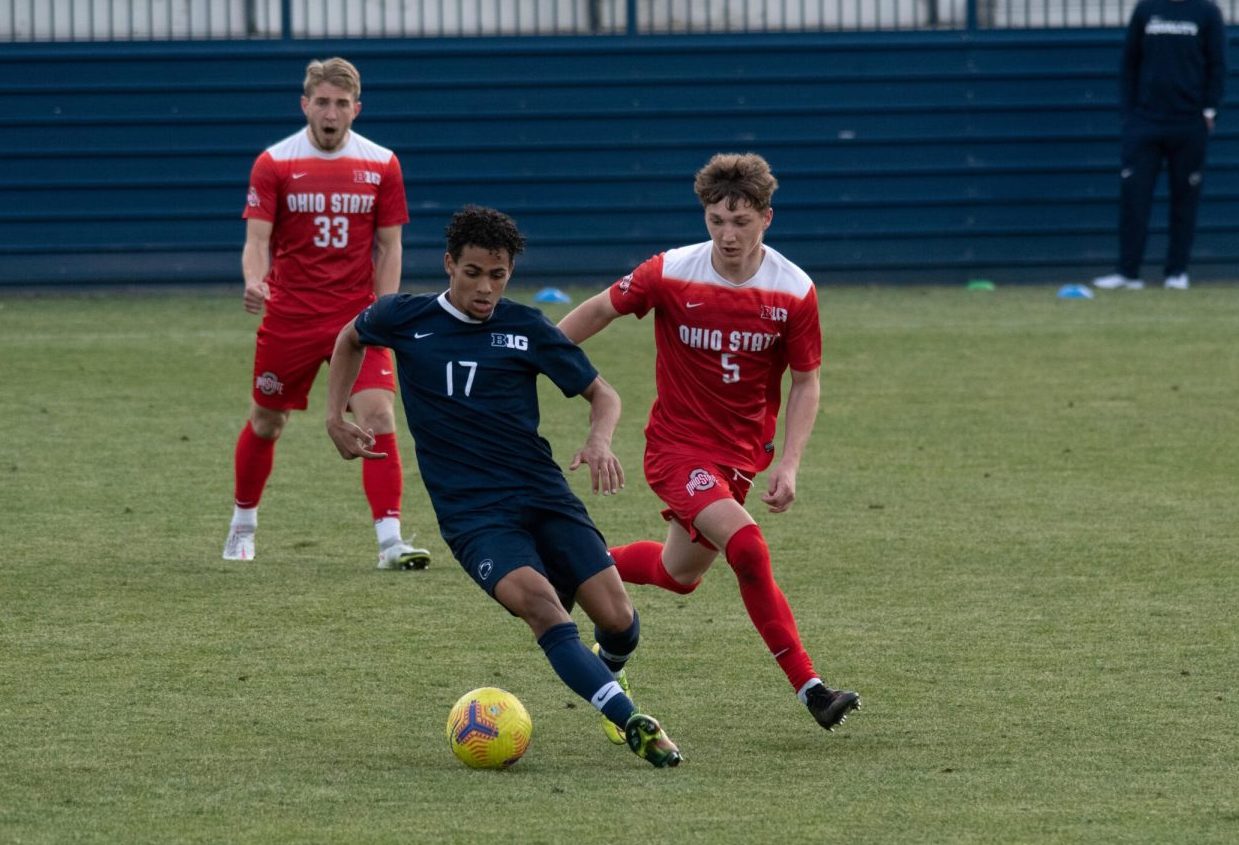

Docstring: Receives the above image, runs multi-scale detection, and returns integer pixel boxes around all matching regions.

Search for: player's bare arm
[241,217,274,314]
[762,366,821,513]
[324,319,388,460]
[557,290,623,344]
[371,225,403,297]
[568,375,625,495]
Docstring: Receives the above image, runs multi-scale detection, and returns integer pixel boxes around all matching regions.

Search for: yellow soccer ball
[446,687,533,769]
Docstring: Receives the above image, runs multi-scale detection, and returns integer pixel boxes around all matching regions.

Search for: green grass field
[2,285,1236,844]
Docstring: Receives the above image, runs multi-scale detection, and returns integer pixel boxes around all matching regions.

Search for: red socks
[233,421,275,508]
[725,524,816,691]
[362,432,403,520]
[609,541,699,595]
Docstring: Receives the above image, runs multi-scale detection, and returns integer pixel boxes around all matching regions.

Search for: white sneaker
[1092,273,1144,290]
[1164,274,1189,290]
[223,525,256,561]
[378,539,431,570]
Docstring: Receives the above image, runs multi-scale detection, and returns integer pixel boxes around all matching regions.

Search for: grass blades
[1,285,1236,844]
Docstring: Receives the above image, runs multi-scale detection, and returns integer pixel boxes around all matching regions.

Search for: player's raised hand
[243,279,270,314]
[568,443,625,495]
[761,464,797,513]
[326,419,388,461]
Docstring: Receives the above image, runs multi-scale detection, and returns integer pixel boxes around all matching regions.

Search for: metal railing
[3,0,1236,41]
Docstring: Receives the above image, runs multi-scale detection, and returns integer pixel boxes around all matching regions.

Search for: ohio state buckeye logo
[685,468,717,497]
[255,371,284,396]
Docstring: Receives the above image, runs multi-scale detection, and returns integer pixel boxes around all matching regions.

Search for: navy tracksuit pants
[1117,115,1210,279]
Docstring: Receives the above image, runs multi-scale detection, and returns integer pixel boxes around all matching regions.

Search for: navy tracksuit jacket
[1115,0,1226,279]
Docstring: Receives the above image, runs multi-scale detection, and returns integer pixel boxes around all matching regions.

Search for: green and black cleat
[625,713,683,768]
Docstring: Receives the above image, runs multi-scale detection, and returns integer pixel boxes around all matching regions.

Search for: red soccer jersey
[608,241,822,473]
[243,129,409,323]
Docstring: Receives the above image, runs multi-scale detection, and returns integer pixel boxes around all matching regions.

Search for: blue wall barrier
[6,31,1237,287]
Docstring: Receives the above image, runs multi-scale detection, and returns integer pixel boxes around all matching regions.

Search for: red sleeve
[242,151,279,222]
[784,284,822,371]
[607,253,664,319]
[376,154,410,228]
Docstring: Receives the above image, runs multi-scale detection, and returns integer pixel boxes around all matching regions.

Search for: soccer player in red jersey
[558,153,860,731]
[222,57,429,570]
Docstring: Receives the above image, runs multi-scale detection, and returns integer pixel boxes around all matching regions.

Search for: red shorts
[251,318,395,411]
[643,450,754,545]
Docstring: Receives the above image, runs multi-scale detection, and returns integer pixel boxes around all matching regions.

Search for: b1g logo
[491,333,528,350]
[617,274,633,295]
[255,371,284,396]
[353,170,381,185]
[685,468,717,497]
[760,305,788,322]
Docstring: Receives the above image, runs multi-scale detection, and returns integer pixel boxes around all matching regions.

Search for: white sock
[796,678,823,705]
[375,517,401,547]
[231,506,258,529]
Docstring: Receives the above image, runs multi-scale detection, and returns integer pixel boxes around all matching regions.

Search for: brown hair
[303,57,361,100]
[693,152,778,211]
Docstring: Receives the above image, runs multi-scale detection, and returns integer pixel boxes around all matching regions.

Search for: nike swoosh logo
[291,172,308,179]
[685,302,704,309]
[414,332,434,339]
[379,369,393,376]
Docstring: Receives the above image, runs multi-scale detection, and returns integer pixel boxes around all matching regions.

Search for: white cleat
[1164,274,1189,290]
[378,539,431,570]
[223,525,256,561]
[1092,273,1144,290]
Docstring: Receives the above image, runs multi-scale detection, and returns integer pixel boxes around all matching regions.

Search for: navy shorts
[445,505,614,608]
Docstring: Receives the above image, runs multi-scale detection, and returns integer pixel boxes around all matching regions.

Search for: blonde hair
[303,57,361,100]
[693,152,779,211]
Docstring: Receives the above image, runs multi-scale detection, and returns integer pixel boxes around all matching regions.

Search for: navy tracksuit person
[1094,0,1226,291]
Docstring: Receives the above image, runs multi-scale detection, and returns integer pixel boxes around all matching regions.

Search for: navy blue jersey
[354,291,599,531]
[1123,0,1226,121]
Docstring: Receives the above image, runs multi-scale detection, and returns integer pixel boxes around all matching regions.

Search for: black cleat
[805,684,861,731]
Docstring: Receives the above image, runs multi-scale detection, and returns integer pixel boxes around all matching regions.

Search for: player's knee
[593,602,634,635]
[663,572,701,595]
[252,406,288,438]
[499,579,568,633]
[724,524,772,587]
[354,409,395,434]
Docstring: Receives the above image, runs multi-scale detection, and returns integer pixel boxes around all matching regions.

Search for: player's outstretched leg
[625,714,682,768]
[803,682,862,731]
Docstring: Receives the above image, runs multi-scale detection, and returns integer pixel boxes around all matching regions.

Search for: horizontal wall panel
[4,31,1238,286]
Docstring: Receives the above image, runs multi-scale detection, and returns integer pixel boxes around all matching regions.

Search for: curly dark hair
[444,205,527,262]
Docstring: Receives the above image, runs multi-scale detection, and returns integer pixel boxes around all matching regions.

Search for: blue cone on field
[1056,284,1094,300]
[534,287,571,304]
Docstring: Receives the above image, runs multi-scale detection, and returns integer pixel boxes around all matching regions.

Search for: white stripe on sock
[590,680,623,711]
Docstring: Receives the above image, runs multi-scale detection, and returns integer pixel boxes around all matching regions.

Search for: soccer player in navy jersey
[559,153,860,734]
[324,205,682,767]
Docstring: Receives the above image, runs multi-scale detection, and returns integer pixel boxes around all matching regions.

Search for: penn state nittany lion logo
[478,559,494,580]
[685,468,717,497]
